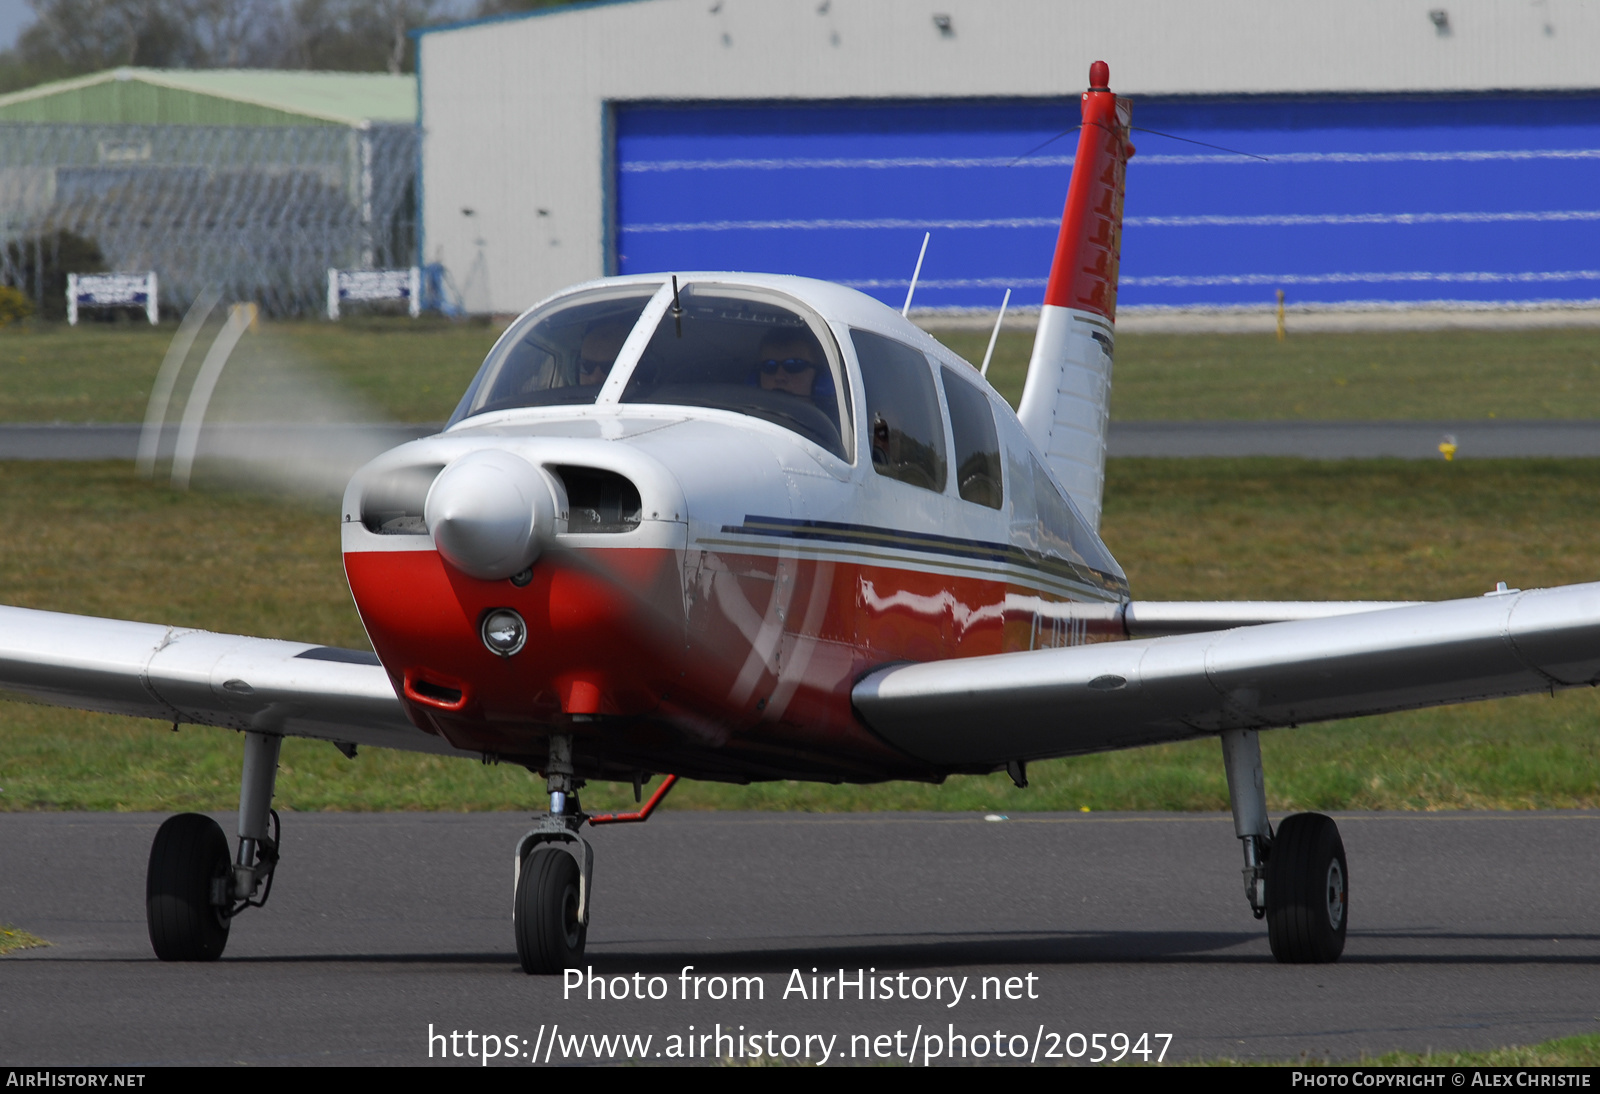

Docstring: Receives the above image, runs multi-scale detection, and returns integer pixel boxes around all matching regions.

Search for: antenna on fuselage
[671,274,684,338]
[980,288,1011,378]
[901,232,930,317]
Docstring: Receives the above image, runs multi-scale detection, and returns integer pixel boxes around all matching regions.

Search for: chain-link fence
[0,121,417,316]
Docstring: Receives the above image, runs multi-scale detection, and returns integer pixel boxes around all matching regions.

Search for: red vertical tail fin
[1016,61,1133,531]
[1042,59,1133,320]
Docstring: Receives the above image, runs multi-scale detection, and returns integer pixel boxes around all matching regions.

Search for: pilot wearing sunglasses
[576,318,632,386]
[755,329,819,398]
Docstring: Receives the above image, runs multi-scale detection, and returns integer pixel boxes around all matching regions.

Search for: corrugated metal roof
[0,68,416,126]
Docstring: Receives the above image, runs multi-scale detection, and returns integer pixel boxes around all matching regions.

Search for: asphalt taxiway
[9,421,1600,461]
[5,810,1600,1066]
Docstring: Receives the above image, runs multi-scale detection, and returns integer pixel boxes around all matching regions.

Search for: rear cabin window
[940,366,1003,509]
[1006,446,1120,578]
[619,285,852,461]
[852,329,946,493]
[454,285,657,421]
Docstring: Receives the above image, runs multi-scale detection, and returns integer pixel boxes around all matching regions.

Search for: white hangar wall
[418,0,1600,315]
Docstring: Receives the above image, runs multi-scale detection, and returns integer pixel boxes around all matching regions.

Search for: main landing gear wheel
[146,813,232,961]
[515,848,586,974]
[1266,812,1347,964]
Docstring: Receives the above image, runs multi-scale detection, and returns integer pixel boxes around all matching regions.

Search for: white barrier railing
[67,271,159,326]
[327,267,421,320]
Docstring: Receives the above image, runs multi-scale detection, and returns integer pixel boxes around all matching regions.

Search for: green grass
[934,326,1600,420]
[1200,1032,1600,1066]
[0,924,48,955]
[1105,457,1600,602]
[0,462,363,645]
[4,458,1600,813]
[8,319,1600,424]
[1356,1034,1600,1066]
[0,316,499,424]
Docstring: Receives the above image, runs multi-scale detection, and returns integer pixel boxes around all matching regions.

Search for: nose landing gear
[514,733,594,975]
[512,736,680,974]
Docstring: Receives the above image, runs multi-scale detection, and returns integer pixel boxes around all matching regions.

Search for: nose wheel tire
[1265,812,1348,964]
[515,847,586,974]
[146,813,232,961]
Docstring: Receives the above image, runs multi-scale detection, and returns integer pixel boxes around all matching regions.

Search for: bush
[0,285,34,328]
[3,230,106,322]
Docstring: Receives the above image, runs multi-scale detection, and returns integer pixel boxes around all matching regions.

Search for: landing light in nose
[481,608,527,657]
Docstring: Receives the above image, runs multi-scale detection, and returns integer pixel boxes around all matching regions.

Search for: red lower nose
[344,546,683,744]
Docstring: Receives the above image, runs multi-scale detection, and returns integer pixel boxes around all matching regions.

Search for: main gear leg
[1220,729,1271,919]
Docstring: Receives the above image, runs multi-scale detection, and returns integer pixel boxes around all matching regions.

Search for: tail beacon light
[424,449,557,580]
[1016,59,1134,531]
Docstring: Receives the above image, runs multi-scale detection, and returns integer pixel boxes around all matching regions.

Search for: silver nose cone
[424,450,555,580]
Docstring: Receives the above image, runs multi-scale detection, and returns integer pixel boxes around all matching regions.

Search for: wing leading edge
[854,582,1600,768]
[0,605,470,758]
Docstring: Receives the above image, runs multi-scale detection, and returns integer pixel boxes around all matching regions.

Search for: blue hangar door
[613,96,1600,313]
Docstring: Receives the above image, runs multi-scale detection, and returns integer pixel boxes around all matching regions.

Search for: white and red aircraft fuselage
[9,63,1600,973]
[345,270,1127,786]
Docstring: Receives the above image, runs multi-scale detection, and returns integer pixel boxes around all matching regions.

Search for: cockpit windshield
[619,285,853,461]
[451,284,657,423]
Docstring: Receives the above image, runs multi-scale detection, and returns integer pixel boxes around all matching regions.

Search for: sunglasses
[760,357,815,375]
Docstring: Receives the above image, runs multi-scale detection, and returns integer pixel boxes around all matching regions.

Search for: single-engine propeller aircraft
[7,62,1600,973]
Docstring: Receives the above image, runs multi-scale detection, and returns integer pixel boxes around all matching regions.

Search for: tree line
[0,0,577,93]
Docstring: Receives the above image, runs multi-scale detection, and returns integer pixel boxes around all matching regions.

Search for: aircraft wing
[0,605,470,758]
[853,582,1600,767]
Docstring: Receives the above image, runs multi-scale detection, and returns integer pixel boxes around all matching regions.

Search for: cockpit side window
[852,329,947,494]
[619,285,852,461]
[939,366,1003,509]
[452,286,656,422]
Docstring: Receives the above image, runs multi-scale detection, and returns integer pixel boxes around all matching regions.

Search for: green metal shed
[0,68,416,127]
[0,68,420,314]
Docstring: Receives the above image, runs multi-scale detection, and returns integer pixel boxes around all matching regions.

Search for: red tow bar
[588,774,679,825]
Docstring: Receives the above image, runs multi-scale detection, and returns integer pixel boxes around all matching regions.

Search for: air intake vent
[360,464,443,534]
[402,668,468,711]
[408,677,463,705]
[554,466,642,533]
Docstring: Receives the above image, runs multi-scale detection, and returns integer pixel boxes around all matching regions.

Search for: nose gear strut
[512,734,681,973]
